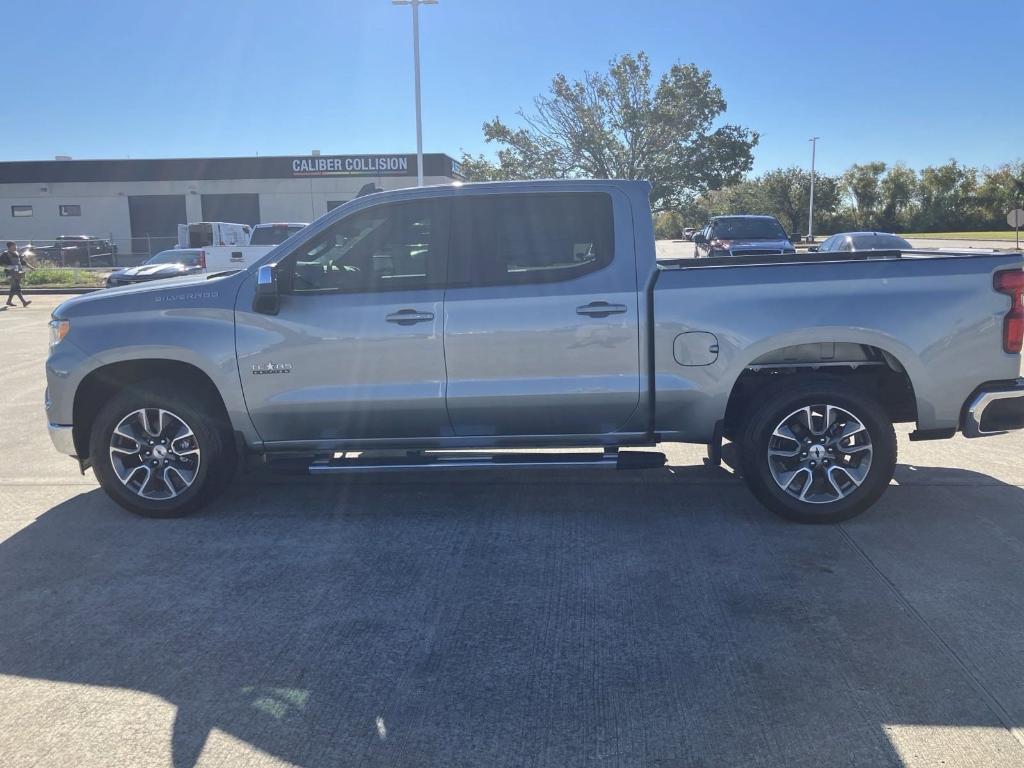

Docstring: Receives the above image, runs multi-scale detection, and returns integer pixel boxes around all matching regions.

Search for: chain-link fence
[7,236,180,269]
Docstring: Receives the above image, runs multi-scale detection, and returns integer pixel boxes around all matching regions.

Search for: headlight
[48,318,70,350]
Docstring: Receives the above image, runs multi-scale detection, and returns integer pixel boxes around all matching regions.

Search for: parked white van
[177,222,251,249]
[175,222,273,272]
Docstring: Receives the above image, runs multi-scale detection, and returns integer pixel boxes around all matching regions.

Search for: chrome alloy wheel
[767,404,873,504]
[108,409,201,500]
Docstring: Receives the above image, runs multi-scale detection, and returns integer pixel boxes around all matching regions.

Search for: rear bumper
[963,379,1024,437]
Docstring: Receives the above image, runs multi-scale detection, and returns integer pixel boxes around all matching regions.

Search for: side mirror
[253,264,280,315]
[692,232,706,244]
[790,233,802,243]
[807,245,819,252]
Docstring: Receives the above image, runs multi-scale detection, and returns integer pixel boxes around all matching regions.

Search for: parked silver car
[811,232,913,253]
[105,249,206,288]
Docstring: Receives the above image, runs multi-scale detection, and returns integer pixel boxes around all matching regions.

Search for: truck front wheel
[89,382,235,518]
[739,377,897,523]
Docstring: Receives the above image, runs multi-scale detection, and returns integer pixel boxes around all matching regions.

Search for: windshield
[856,234,912,250]
[712,218,787,240]
[250,225,305,245]
[146,250,201,266]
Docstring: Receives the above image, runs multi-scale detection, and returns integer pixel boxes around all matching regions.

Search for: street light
[807,136,819,242]
[392,0,438,187]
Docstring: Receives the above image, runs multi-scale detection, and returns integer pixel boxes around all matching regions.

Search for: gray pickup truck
[45,180,1024,523]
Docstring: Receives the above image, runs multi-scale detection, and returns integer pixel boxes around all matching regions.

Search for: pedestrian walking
[1,242,32,307]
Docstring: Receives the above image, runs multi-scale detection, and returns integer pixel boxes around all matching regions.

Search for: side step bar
[307,449,666,475]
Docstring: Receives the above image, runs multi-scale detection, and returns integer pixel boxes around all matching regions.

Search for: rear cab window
[250,225,306,246]
[450,192,614,287]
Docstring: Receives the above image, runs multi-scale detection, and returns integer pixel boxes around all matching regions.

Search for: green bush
[13,261,105,288]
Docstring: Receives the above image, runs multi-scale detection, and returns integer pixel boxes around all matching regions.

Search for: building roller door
[128,194,187,256]
[201,194,260,226]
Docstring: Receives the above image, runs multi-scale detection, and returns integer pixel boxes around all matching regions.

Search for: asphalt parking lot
[3,295,1024,768]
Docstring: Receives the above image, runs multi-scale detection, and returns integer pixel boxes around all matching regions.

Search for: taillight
[995,269,1024,354]
[198,250,207,269]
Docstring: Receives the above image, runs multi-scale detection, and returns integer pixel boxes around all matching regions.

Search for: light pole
[807,136,819,242]
[392,0,437,187]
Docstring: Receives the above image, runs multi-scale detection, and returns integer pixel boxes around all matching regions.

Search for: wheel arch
[73,359,233,463]
[723,340,919,439]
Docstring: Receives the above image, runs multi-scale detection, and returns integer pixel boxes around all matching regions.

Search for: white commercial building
[0,153,463,253]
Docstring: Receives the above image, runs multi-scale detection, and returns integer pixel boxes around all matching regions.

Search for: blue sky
[4,0,1021,175]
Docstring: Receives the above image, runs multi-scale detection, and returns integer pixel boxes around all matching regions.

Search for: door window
[451,193,613,286]
[286,200,444,293]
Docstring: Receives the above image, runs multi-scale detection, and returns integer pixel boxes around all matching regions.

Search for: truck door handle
[576,301,628,318]
[385,309,435,325]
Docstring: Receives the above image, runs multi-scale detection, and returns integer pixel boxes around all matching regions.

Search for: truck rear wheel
[739,376,897,524]
[89,382,235,518]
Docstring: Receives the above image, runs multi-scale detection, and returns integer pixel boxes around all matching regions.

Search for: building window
[59,204,81,217]
[11,205,32,217]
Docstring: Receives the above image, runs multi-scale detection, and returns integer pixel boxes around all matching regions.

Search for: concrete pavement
[2,296,1024,767]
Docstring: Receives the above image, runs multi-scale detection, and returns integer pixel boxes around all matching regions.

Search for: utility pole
[807,137,819,242]
[393,0,438,187]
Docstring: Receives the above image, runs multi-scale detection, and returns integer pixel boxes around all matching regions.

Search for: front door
[443,190,641,437]
[235,197,451,444]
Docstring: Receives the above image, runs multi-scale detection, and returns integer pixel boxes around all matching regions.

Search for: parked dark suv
[21,235,118,267]
[693,215,796,258]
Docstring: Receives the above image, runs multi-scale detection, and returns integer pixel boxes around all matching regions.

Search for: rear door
[443,190,641,437]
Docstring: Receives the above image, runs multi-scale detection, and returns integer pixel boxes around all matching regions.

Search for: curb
[22,288,100,295]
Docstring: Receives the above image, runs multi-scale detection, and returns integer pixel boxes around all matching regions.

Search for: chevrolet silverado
[44,180,1024,523]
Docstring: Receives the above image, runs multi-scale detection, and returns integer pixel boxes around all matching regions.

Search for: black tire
[89,381,235,518]
[739,376,897,524]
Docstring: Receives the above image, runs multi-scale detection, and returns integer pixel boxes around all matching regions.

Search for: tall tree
[916,160,979,231]
[457,152,515,182]
[878,164,918,231]
[975,162,1024,229]
[760,167,841,234]
[472,52,758,211]
[842,162,887,228]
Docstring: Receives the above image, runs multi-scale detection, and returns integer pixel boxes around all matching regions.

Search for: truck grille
[731,248,786,256]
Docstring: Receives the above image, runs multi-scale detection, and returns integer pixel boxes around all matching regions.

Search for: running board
[307,449,665,475]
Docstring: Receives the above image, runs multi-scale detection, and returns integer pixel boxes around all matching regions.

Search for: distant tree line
[653,160,1024,239]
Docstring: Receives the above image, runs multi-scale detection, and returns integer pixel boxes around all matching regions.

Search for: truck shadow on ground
[1,463,1023,767]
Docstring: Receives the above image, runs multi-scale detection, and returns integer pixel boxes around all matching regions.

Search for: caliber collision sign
[291,155,412,177]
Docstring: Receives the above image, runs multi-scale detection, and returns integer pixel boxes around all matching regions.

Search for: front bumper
[48,422,77,456]
[963,379,1024,437]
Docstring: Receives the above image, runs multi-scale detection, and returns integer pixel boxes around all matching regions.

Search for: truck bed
[649,248,1024,442]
